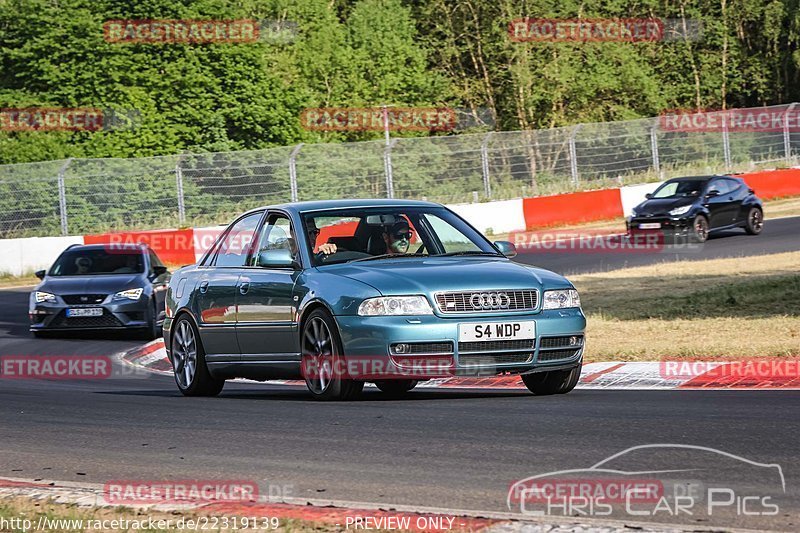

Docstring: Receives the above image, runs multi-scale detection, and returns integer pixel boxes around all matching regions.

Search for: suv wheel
[691,215,709,243]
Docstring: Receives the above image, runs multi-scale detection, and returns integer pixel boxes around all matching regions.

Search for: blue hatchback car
[163,200,586,400]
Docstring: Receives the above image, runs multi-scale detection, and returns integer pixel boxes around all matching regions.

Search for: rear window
[50,249,145,276]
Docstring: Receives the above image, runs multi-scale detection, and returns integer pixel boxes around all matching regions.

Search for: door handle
[239,281,250,295]
[199,280,209,294]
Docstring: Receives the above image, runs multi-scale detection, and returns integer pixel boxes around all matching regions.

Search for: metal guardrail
[1,103,797,238]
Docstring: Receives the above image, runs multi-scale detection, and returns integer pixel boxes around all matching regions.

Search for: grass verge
[574,251,800,361]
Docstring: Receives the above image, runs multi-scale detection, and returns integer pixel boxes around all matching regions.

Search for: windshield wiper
[349,253,428,263]
[436,251,503,257]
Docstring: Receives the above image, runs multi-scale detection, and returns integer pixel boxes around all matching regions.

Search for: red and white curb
[123,341,800,390]
[0,476,743,533]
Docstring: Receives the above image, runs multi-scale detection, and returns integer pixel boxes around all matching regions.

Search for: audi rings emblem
[470,292,510,310]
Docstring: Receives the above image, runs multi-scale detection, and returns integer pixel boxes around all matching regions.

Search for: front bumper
[627,216,693,233]
[29,298,151,331]
[335,308,586,378]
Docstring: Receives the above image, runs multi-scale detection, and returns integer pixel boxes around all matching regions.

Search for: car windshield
[651,179,708,198]
[49,249,144,276]
[302,207,499,266]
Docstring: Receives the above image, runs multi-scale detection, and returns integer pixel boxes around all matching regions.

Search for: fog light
[394,343,410,354]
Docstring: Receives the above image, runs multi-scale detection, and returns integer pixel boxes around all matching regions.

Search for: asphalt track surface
[1,216,799,530]
[515,215,800,275]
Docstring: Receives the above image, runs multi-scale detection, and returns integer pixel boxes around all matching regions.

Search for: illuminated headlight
[669,205,692,217]
[358,296,433,316]
[35,291,57,303]
[542,289,581,310]
[113,288,143,301]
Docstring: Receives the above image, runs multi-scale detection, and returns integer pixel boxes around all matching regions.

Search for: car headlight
[113,288,144,301]
[35,291,57,303]
[669,205,692,217]
[358,296,433,316]
[542,289,581,310]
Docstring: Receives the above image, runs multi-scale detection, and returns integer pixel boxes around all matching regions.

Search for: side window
[213,212,262,267]
[423,214,481,253]
[725,178,741,193]
[710,179,729,195]
[149,250,164,270]
[251,215,296,266]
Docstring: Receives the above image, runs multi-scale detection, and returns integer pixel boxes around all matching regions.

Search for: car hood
[635,198,695,216]
[321,257,571,296]
[39,274,144,294]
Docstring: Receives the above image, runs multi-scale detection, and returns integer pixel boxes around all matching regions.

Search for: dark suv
[627,175,764,242]
[29,244,170,338]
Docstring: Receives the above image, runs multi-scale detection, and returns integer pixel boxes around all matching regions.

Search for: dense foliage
[1,0,798,164]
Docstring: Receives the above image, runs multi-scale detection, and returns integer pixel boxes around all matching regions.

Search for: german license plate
[66,308,103,317]
[459,321,535,342]
[638,222,661,230]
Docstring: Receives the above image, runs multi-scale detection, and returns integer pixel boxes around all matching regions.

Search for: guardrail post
[568,125,582,186]
[384,138,398,199]
[175,154,186,225]
[722,112,732,169]
[289,143,304,202]
[57,158,72,236]
[783,103,796,162]
[650,124,660,175]
[481,132,492,198]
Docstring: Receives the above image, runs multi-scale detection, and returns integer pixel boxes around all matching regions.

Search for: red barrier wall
[84,228,196,265]
[739,168,800,200]
[522,188,623,229]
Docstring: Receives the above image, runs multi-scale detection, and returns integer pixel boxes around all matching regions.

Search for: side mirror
[706,189,720,198]
[152,265,168,276]
[35,269,46,280]
[257,249,298,269]
[494,241,517,258]
[644,193,653,199]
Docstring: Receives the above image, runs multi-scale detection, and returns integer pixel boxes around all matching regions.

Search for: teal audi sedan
[163,200,586,400]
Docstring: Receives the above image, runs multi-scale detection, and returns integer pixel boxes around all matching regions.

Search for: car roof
[243,198,443,215]
[64,243,148,252]
[665,175,734,182]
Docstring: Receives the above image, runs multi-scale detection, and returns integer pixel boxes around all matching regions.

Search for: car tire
[374,379,418,395]
[522,364,582,396]
[301,308,363,401]
[171,315,224,397]
[691,215,709,243]
[744,207,764,235]
[140,299,161,340]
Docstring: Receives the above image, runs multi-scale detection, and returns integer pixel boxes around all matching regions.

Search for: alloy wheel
[303,317,334,394]
[172,320,197,389]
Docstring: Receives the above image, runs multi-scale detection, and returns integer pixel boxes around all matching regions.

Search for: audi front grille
[434,289,539,314]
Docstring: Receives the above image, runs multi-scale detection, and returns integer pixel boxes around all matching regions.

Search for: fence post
[722,113,732,169]
[175,154,186,226]
[568,125,582,186]
[289,143,304,202]
[384,138,398,199]
[650,123,660,175]
[481,132,492,198]
[57,158,72,236]
[783,103,796,162]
